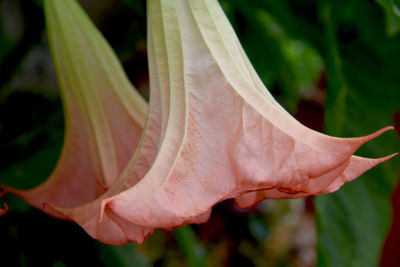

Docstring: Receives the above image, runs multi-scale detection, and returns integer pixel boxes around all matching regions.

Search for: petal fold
[40,0,169,244]
[1,0,147,219]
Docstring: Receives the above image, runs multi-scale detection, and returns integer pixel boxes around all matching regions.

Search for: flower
[3,0,396,246]
[42,0,170,244]
[47,0,396,245]
[0,0,147,219]
[101,0,396,233]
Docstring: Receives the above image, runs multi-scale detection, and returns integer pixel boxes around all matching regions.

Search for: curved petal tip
[0,188,9,216]
[321,152,399,194]
[343,126,395,153]
[0,203,9,216]
[363,126,394,142]
[235,152,398,209]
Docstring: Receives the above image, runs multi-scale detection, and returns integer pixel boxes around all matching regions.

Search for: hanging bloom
[101,0,396,233]
[3,0,395,246]
[0,0,147,219]
[44,0,211,245]
[44,0,396,245]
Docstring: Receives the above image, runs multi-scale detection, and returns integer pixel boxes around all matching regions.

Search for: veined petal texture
[103,0,395,234]
[4,0,395,245]
[48,0,211,245]
[1,0,147,219]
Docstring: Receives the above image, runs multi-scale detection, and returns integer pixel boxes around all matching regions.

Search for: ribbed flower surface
[0,0,147,219]
[2,0,395,246]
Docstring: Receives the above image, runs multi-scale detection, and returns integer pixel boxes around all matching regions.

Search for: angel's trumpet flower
[34,0,167,244]
[52,0,397,245]
[6,0,395,246]
[0,0,147,219]
[101,0,396,233]
[44,0,211,245]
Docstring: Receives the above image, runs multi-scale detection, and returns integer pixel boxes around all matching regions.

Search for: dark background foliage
[0,0,399,266]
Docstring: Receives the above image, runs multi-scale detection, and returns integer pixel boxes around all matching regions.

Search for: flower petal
[0,0,147,219]
[235,153,398,208]
[0,203,9,216]
[45,0,212,245]
[41,1,168,244]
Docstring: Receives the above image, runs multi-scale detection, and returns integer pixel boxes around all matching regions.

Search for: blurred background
[0,0,399,266]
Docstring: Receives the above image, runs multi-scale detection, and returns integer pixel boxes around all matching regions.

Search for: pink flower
[54,0,396,245]
[0,0,147,219]
[2,0,396,246]
[101,0,396,231]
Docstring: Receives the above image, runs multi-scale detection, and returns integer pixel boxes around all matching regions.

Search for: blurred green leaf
[0,1,44,89]
[51,260,67,267]
[315,1,400,266]
[174,226,207,267]
[0,92,63,189]
[224,1,323,113]
[231,3,299,112]
[248,216,269,242]
[97,242,150,267]
[0,20,16,67]
[33,0,44,8]
[376,0,400,35]
[115,0,145,13]
[319,1,347,136]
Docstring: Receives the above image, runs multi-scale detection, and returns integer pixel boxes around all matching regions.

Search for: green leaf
[226,1,323,113]
[315,1,400,265]
[376,0,400,35]
[174,226,207,267]
[97,242,150,267]
[33,0,44,8]
[0,92,63,189]
[319,1,347,136]
[0,20,15,67]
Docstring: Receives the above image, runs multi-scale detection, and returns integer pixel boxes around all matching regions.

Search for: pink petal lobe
[319,153,398,194]
[0,203,9,216]
[235,153,398,209]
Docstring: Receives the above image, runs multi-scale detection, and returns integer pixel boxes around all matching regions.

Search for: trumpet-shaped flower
[46,0,395,245]
[101,0,395,233]
[53,0,396,244]
[42,0,178,244]
[0,0,147,219]
[3,0,396,246]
